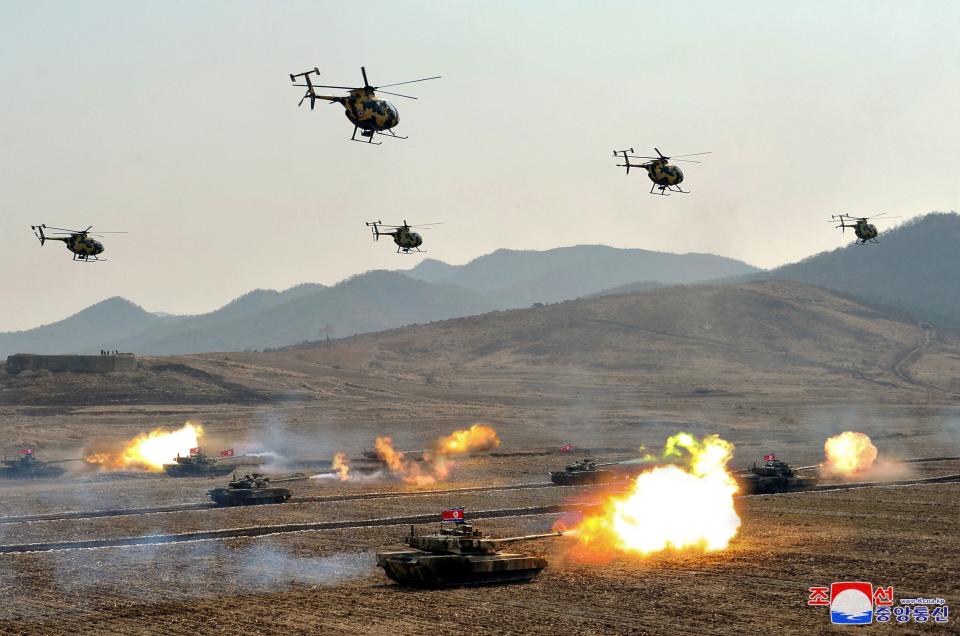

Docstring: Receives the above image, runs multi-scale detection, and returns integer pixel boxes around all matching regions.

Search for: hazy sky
[1,1,958,331]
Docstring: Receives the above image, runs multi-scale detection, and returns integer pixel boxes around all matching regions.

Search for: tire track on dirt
[1,473,957,555]
[891,322,957,394]
[0,481,564,525]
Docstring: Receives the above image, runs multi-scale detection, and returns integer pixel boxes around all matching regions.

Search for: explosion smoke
[331,452,350,481]
[559,433,741,559]
[84,422,203,472]
[324,424,501,486]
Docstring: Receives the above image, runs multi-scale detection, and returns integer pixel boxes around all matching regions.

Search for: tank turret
[377,521,563,587]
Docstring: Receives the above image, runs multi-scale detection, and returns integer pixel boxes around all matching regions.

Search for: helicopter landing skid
[72,255,105,262]
[350,127,408,144]
[398,247,425,254]
[651,184,689,195]
[351,127,382,144]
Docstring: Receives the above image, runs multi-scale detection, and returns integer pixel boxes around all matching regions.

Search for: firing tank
[163,448,235,477]
[0,451,81,479]
[549,457,620,486]
[207,473,304,506]
[376,523,563,588]
[738,458,818,494]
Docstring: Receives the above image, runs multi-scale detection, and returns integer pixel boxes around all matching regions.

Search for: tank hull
[164,463,234,478]
[549,469,617,486]
[207,486,292,506]
[738,475,818,494]
[0,465,66,479]
[376,550,547,588]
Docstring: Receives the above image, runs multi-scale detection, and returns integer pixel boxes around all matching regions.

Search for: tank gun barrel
[44,458,85,464]
[488,531,564,544]
[271,475,311,483]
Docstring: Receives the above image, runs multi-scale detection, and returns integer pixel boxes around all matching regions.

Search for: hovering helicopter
[830,213,898,245]
[290,66,440,144]
[613,147,711,195]
[366,220,441,254]
[30,224,125,262]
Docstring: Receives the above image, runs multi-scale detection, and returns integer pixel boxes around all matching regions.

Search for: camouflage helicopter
[290,66,440,144]
[830,213,898,245]
[30,224,125,262]
[366,220,441,254]
[614,147,711,195]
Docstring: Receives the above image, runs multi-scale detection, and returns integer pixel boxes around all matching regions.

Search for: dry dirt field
[0,282,958,634]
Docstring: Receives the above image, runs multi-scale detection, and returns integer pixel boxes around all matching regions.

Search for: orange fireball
[562,433,741,558]
[433,424,500,455]
[331,452,351,481]
[822,431,878,477]
[85,422,203,472]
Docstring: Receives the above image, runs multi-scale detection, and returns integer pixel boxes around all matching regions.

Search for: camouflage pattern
[376,523,562,588]
[366,220,424,253]
[163,449,234,477]
[736,458,818,494]
[852,219,879,243]
[831,214,881,244]
[613,149,698,195]
[643,158,685,189]
[207,473,292,506]
[31,225,105,261]
[291,66,438,142]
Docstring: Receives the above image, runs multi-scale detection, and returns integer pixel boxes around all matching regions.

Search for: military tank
[376,523,563,588]
[163,448,235,477]
[737,457,818,494]
[207,473,298,506]
[0,451,81,479]
[549,457,620,486]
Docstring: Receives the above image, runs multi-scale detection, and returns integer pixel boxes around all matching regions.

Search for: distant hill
[750,212,960,326]
[0,245,760,358]
[0,272,496,357]
[404,245,758,305]
[0,297,169,357]
[286,280,953,398]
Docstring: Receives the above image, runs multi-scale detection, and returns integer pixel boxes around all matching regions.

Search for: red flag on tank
[220,449,235,458]
[764,453,776,461]
[442,508,465,523]
[559,444,573,453]
[189,447,201,456]
[19,449,33,455]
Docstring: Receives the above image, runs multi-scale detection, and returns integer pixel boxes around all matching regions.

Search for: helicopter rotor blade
[361,66,370,88]
[669,152,712,158]
[375,90,418,100]
[374,75,441,89]
[292,84,356,90]
[40,225,81,234]
[672,159,702,164]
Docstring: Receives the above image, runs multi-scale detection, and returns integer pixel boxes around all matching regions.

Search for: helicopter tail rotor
[366,220,383,241]
[291,67,321,110]
[31,224,46,245]
[613,148,636,174]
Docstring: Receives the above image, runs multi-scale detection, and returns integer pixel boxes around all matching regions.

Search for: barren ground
[0,283,958,634]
